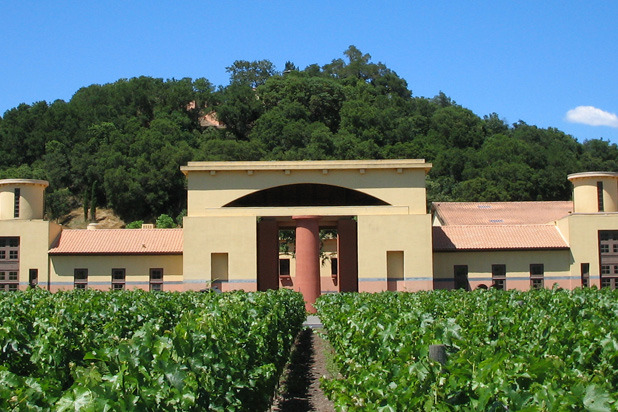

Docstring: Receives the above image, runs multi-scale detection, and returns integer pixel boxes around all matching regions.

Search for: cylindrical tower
[0,179,49,220]
[568,172,618,213]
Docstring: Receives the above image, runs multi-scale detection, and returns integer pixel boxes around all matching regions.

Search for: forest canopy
[1,46,617,223]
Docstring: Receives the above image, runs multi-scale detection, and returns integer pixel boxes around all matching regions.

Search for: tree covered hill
[1,46,617,223]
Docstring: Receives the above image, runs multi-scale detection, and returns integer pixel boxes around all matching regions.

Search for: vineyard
[316,288,618,411]
[0,288,306,411]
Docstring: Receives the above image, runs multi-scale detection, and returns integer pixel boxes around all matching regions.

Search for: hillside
[59,208,125,229]
[1,46,618,222]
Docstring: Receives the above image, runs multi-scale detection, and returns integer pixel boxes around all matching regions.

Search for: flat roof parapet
[568,171,618,181]
[0,179,49,187]
[181,159,432,175]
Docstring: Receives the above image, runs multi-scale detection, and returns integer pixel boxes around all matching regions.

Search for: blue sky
[1,1,617,144]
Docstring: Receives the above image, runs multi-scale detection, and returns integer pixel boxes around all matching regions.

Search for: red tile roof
[432,201,573,226]
[433,225,569,251]
[49,229,183,255]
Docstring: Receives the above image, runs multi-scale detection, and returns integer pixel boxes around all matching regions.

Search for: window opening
[111,268,126,290]
[597,181,604,212]
[149,268,163,291]
[454,265,469,290]
[581,263,590,287]
[0,271,19,292]
[331,257,338,276]
[492,264,506,290]
[211,253,229,281]
[0,271,19,291]
[14,188,20,218]
[28,269,38,287]
[74,269,88,289]
[530,264,544,289]
[279,258,291,277]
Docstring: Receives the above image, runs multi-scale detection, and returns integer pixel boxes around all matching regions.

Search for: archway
[224,183,390,207]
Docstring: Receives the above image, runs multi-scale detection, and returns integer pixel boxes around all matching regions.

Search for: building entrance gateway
[255,215,358,312]
[181,159,434,308]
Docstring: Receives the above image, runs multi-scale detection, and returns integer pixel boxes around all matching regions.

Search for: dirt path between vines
[271,327,336,412]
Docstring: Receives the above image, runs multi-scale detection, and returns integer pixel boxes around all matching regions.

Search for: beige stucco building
[1,162,617,308]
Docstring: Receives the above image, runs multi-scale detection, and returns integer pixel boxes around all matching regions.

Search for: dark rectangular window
[28,269,38,287]
[279,259,290,277]
[111,268,126,290]
[14,188,20,218]
[581,263,590,287]
[74,268,88,289]
[530,264,544,289]
[454,265,469,290]
[149,268,163,291]
[331,257,338,276]
[492,264,506,290]
[597,181,604,212]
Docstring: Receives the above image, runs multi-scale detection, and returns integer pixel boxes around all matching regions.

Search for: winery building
[0,160,616,310]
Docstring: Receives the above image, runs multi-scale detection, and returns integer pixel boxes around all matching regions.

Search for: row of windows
[74,268,164,291]
[453,264,546,290]
[456,263,610,290]
[493,264,544,289]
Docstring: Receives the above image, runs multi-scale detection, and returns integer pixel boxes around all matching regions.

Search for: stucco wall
[357,214,433,291]
[50,254,183,291]
[433,249,573,290]
[182,215,257,291]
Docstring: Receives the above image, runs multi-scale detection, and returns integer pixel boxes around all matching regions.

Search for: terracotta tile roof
[433,225,569,251]
[432,201,573,226]
[49,229,183,255]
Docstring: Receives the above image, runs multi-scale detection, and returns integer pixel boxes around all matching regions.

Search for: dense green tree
[126,220,144,229]
[257,73,345,132]
[215,83,264,139]
[226,60,277,88]
[45,188,73,222]
[155,214,175,228]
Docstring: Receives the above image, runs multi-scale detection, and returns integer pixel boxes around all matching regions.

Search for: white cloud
[566,106,618,128]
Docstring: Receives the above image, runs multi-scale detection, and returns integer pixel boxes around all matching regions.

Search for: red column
[294,216,321,313]
[337,219,358,292]
[257,219,279,291]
